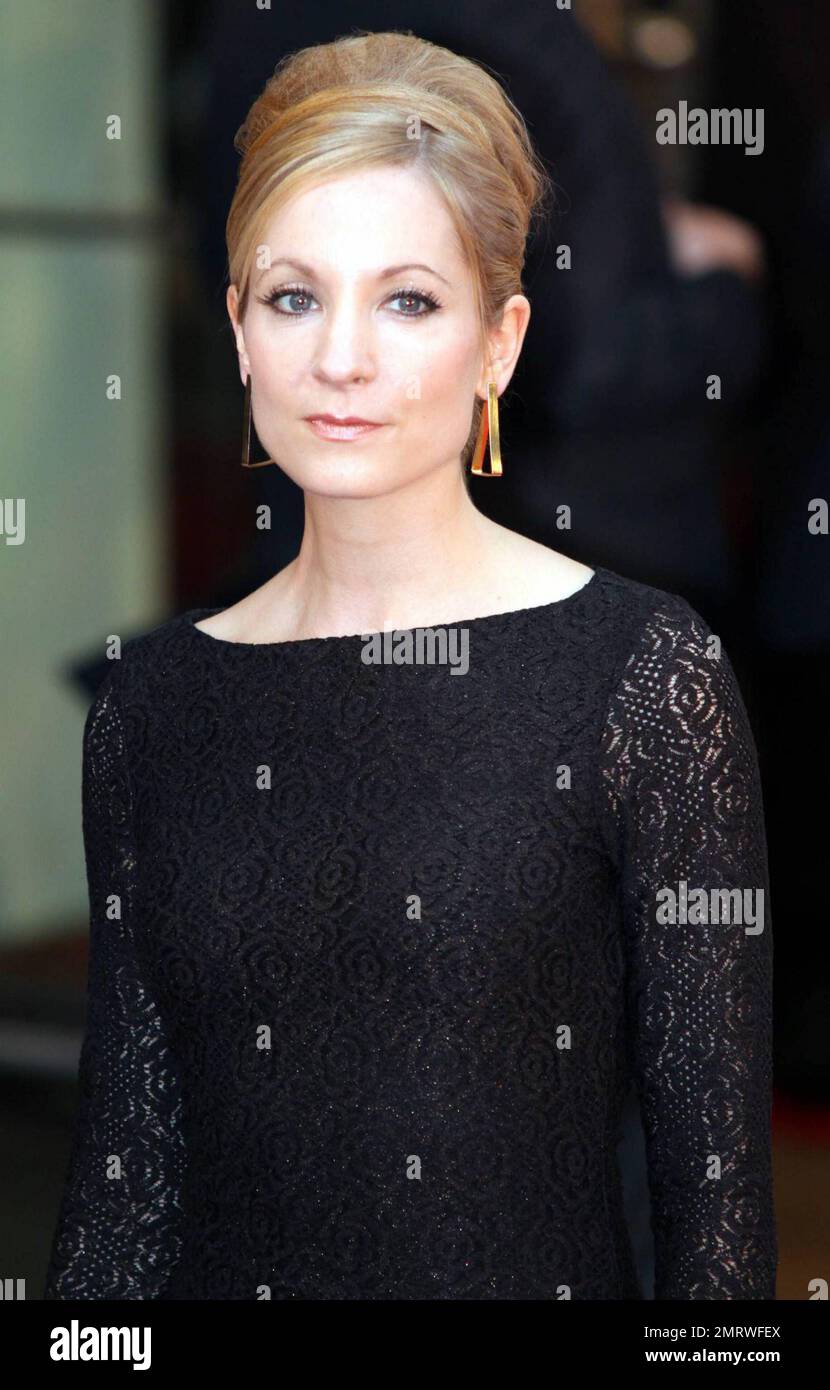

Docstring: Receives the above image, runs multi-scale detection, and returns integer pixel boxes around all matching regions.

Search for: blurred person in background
[701,0,830,1098]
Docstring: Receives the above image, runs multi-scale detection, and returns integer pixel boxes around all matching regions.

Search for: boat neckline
[183,566,602,652]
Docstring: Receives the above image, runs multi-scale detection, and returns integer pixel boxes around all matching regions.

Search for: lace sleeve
[44,661,186,1299]
[599,598,777,1299]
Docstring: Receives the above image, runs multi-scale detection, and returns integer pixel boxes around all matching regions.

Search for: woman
[45,30,776,1300]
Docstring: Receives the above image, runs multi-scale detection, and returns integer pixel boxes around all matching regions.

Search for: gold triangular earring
[240,374,275,468]
[469,381,503,476]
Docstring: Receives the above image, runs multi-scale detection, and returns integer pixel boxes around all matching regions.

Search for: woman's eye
[388,290,438,316]
[266,287,316,315]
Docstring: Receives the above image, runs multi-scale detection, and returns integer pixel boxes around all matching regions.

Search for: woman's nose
[312,297,376,384]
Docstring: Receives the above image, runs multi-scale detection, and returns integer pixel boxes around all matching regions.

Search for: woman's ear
[477,294,531,397]
[227,284,250,385]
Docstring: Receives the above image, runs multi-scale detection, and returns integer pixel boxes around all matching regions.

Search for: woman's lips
[304,416,385,442]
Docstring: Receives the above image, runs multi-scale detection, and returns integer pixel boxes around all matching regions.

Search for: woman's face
[228,164,528,497]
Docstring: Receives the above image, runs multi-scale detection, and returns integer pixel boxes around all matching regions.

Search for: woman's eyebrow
[261,257,452,287]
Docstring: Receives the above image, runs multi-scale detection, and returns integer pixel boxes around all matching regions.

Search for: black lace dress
[44,565,776,1300]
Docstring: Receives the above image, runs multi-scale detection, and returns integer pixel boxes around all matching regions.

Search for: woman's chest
[128,659,620,1026]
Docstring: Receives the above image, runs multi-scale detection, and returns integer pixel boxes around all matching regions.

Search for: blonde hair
[226,29,553,467]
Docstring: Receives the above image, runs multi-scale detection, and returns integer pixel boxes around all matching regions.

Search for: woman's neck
[284,484,501,634]
[205,466,592,645]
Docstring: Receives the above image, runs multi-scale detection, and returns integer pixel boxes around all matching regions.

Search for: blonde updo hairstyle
[226,29,553,470]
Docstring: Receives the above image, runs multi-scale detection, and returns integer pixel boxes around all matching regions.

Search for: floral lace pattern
[44,566,776,1299]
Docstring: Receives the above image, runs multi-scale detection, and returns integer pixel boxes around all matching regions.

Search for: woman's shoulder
[118,606,205,660]
[89,606,216,713]
[590,564,722,684]
[492,532,709,636]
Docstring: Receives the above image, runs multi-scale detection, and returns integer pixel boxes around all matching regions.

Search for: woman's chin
[282,457,411,499]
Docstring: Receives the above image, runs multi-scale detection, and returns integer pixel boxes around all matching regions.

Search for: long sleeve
[44,661,187,1299]
[599,598,777,1299]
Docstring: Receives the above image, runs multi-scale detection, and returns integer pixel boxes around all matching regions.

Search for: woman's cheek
[407,338,466,407]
